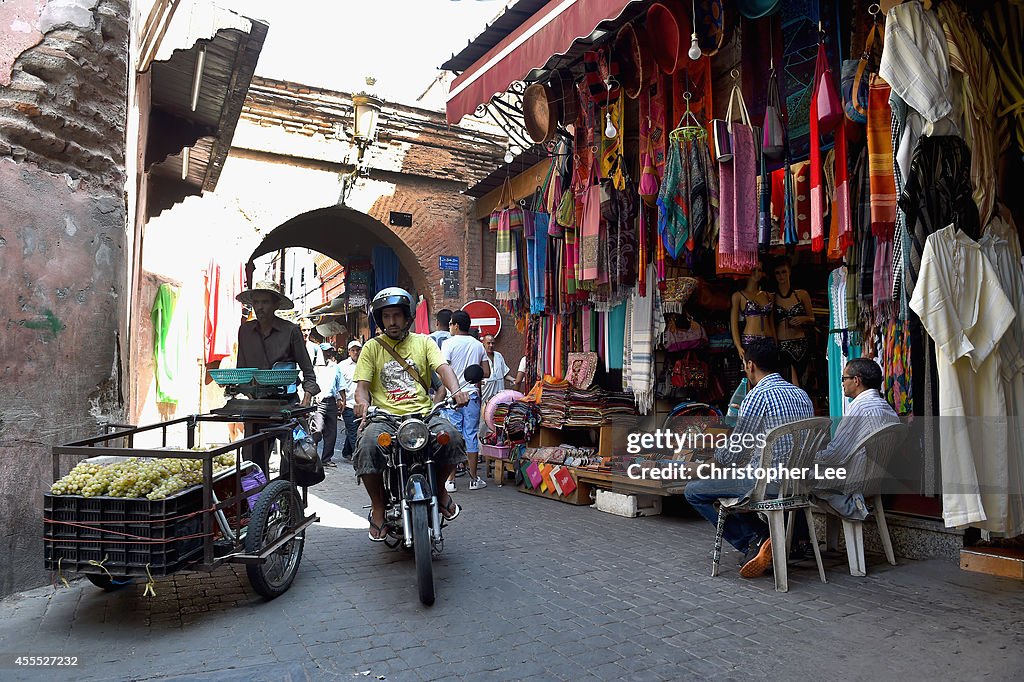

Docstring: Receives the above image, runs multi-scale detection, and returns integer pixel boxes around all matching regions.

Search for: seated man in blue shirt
[684,337,814,578]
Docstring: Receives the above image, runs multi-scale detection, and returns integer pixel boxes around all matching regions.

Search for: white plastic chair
[822,422,908,576]
[712,417,832,592]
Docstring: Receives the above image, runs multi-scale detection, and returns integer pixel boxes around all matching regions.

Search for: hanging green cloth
[607,301,628,370]
[152,283,184,404]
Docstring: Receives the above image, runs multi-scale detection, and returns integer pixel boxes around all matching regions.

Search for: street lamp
[339,78,383,205]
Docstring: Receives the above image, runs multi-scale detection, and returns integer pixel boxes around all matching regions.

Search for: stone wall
[0,0,129,596]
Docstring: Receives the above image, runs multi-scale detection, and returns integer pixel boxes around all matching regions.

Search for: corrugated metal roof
[440,0,550,72]
[148,20,268,197]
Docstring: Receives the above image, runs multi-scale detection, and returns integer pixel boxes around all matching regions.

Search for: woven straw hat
[236,280,294,310]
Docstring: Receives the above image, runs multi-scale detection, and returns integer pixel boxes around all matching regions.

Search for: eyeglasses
[841,375,858,382]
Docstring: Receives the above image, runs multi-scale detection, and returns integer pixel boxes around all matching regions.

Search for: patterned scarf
[657,141,687,259]
[630,264,662,415]
[867,76,898,241]
[495,210,514,299]
[688,139,708,251]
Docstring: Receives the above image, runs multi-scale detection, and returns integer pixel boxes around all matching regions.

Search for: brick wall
[0,0,129,597]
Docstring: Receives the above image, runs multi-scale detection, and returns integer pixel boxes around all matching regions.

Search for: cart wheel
[411,502,434,606]
[85,573,132,591]
[245,479,304,599]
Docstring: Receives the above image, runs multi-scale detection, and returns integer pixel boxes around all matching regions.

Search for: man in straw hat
[236,280,321,473]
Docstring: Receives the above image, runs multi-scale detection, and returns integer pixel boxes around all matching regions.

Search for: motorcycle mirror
[464,364,485,383]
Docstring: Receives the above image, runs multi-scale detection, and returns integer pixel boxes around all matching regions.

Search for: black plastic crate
[43,484,207,577]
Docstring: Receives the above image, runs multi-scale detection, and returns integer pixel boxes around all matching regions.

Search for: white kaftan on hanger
[909,226,1015,530]
[979,234,1024,536]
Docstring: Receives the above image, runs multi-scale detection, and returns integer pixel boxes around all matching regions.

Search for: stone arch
[248,205,430,302]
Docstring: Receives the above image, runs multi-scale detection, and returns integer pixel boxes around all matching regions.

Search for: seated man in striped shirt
[684,337,814,578]
[790,358,900,557]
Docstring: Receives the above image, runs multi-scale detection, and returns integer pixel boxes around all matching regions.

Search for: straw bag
[489,177,515,232]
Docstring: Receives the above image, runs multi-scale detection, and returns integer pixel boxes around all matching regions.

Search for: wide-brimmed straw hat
[236,280,294,310]
[523,83,558,143]
[615,23,656,99]
[647,1,692,75]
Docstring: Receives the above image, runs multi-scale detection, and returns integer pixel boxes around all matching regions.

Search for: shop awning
[445,0,640,124]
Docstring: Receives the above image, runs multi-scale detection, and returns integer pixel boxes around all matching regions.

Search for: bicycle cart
[44,368,319,599]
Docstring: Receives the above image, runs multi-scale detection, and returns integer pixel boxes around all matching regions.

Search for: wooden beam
[473,158,553,220]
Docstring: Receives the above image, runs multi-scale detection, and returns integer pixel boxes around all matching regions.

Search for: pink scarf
[718,123,758,270]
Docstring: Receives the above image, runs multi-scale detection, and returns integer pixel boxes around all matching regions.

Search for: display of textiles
[498,401,542,443]
[603,391,638,422]
[565,386,605,427]
[538,378,569,428]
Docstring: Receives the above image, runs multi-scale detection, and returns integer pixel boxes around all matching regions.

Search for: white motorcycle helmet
[371,287,415,338]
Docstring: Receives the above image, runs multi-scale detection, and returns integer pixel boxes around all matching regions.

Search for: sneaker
[444,480,456,493]
[469,477,488,490]
[324,460,337,468]
[739,537,773,578]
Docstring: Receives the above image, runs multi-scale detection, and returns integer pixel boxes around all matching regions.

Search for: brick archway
[248,205,430,302]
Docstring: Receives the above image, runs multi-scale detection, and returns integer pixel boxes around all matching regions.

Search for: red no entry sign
[462,299,501,337]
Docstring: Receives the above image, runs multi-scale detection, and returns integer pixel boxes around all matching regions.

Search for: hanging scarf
[641,78,669,179]
[834,119,853,253]
[809,43,828,252]
[758,152,772,249]
[580,169,601,281]
[495,210,515,299]
[688,138,707,252]
[638,206,648,295]
[630,264,661,414]
[657,141,687,258]
[867,76,898,241]
[717,123,758,270]
[527,214,549,314]
[701,140,720,250]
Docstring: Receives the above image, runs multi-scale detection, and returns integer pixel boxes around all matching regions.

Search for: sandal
[367,511,387,542]
[439,496,462,522]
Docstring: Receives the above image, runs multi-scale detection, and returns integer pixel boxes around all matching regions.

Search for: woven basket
[208,368,256,386]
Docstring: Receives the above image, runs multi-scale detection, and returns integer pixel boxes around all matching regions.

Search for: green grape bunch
[51,454,238,499]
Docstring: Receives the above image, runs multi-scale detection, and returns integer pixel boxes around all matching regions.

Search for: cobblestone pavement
[3,458,1023,681]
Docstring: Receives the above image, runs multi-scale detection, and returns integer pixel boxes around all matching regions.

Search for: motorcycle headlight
[397,420,430,451]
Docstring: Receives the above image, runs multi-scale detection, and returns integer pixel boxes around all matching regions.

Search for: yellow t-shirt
[353,333,446,416]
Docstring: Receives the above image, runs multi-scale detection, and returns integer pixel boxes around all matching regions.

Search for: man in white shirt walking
[338,340,361,463]
[310,344,345,467]
[438,310,490,491]
[479,334,513,437]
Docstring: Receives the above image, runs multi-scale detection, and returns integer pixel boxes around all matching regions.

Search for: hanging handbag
[638,150,660,206]
[815,41,843,133]
[489,176,515,232]
[712,84,751,163]
[762,69,785,159]
[841,21,880,124]
[669,352,710,391]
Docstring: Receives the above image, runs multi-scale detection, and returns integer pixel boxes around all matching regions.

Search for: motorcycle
[364,364,484,605]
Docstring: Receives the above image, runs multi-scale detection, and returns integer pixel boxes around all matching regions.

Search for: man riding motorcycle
[352,287,470,542]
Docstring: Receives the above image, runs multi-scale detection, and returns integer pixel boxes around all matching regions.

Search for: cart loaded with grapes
[44,367,319,599]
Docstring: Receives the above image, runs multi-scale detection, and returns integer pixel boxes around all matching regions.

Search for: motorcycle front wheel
[411,502,434,605]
